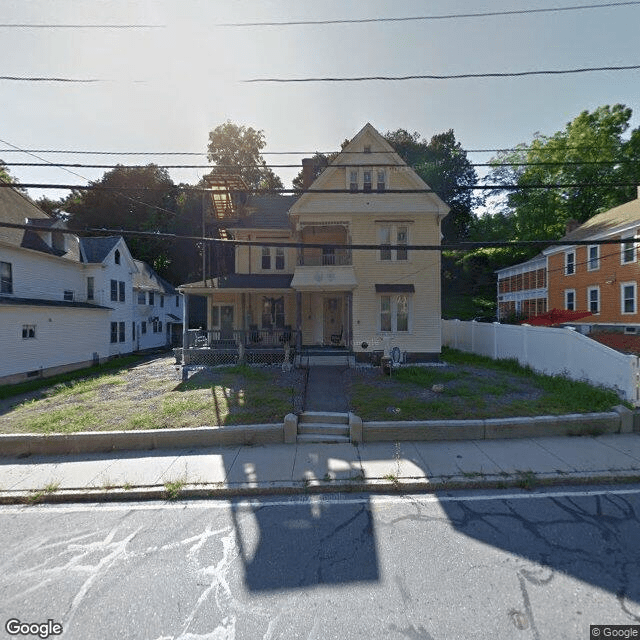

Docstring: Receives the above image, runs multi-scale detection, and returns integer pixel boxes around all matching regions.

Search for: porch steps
[296,411,350,444]
[295,351,355,367]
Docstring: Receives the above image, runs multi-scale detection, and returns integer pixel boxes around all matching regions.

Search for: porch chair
[279,325,292,344]
[249,324,262,344]
[330,326,343,346]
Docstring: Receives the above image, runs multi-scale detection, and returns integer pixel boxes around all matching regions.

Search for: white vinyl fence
[442,320,640,404]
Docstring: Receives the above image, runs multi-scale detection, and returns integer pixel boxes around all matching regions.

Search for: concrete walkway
[304,366,349,412]
[2,433,640,504]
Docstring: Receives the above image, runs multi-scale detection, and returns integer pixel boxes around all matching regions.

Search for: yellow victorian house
[179,123,449,365]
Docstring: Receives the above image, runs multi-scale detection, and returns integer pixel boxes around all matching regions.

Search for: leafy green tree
[384,129,479,241]
[486,104,640,241]
[207,121,283,191]
[64,165,179,279]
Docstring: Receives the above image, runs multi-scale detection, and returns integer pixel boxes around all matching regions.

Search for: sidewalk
[2,433,640,504]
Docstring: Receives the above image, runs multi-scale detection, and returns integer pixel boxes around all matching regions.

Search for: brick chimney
[301,158,315,190]
[565,219,580,234]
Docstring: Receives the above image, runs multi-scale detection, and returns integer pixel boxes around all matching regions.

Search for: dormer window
[363,170,372,193]
[115,249,121,265]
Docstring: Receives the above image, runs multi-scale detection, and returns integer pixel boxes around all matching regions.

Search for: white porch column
[182,293,189,349]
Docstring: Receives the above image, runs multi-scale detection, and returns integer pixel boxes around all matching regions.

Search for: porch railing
[296,248,352,267]
[185,328,299,349]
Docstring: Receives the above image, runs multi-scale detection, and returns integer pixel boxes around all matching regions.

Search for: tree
[0,161,26,193]
[64,165,179,279]
[207,121,283,191]
[35,196,66,219]
[384,129,479,241]
[486,104,640,241]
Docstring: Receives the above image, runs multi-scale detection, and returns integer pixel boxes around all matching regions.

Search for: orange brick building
[545,192,640,332]
[497,189,640,333]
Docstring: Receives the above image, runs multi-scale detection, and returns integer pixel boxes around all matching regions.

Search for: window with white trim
[22,324,36,339]
[622,237,636,264]
[110,322,118,343]
[565,250,575,275]
[137,291,146,304]
[363,170,372,193]
[110,279,118,302]
[378,225,409,261]
[622,282,637,314]
[0,261,12,294]
[148,291,155,305]
[587,286,599,314]
[587,245,599,271]
[349,169,358,192]
[565,289,576,311]
[379,295,411,333]
[275,247,285,270]
[376,169,386,191]
[118,281,125,302]
[261,247,271,270]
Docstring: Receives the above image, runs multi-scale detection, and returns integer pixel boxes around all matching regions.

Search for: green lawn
[349,347,626,421]
[0,359,301,434]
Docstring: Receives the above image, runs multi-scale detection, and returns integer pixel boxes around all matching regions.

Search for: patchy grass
[0,354,146,400]
[349,349,626,421]
[164,478,186,501]
[19,406,98,434]
[0,355,303,434]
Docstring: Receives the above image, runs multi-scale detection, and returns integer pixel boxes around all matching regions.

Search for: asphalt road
[1,486,640,640]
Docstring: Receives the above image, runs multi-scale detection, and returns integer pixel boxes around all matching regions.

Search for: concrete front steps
[295,349,355,367]
[297,411,350,443]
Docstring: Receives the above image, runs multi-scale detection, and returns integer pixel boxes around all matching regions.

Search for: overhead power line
[0,76,103,83]
[0,24,164,29]
[219,1,640,26]
[2,181,640,193]
[2,159,639,170]
[0,145,629,156]
[0,138,178,217]
[245,64,640,83]
[0,220,634,250]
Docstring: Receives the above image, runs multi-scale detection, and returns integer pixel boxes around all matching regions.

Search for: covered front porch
[179,277,354,366]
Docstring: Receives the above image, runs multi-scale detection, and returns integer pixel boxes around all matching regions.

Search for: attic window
[364,146,371,154]
[115,250,121,265]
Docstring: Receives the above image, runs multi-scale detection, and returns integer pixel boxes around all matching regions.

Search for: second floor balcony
[297,247,352,267]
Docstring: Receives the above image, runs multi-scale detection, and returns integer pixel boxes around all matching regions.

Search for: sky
[2,0,640,204]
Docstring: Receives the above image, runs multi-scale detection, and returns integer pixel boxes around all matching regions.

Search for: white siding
[0,305,110,380]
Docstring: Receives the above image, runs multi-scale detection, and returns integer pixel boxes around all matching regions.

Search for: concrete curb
[363,409,627,442]
[0,424,283,457]
[4,470,640,506]
[0,407,634,457]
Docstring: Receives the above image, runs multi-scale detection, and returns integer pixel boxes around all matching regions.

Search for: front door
[323,297,342,345]
[220,305,234,340]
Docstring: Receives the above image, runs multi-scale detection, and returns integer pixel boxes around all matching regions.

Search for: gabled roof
[229,195,298,230]
[133,259,177,294]
[0,183,51,248]
[79,236,122,263]
[289,122,450,216]
[559,195,640,243]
